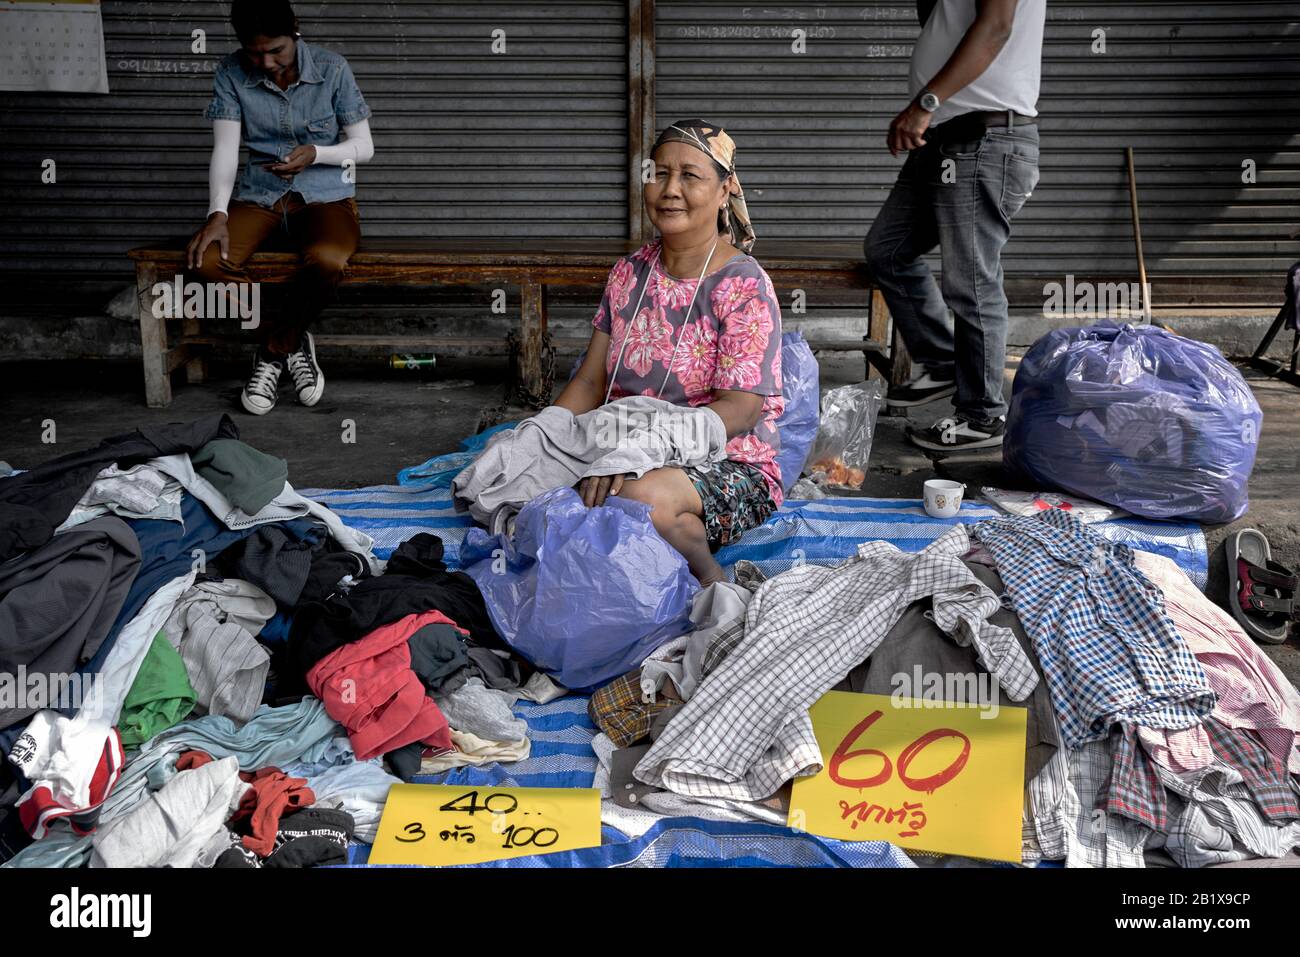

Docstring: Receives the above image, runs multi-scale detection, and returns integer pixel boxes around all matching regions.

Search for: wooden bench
[127,239,900,408]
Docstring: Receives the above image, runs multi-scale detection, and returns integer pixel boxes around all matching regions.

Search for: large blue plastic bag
[774,331,820,491]
[459,486,698,689]
[1004,321,1261,523]
[568,332,821,492]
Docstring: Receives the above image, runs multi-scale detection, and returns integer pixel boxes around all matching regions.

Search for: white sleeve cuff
[312,119,375,166]
[207,119,241,217]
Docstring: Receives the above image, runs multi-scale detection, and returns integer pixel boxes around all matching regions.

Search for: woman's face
[241,34,298,81]
[645,141,730,242]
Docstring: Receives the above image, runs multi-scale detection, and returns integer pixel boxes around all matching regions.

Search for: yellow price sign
[369,783,602,866]
[789,691,1027,863]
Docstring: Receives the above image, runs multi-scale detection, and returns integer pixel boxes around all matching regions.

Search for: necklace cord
[603,238,720,406]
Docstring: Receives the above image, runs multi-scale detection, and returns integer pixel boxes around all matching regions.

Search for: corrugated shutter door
[0,0,629,279]
[655,1,1299,279]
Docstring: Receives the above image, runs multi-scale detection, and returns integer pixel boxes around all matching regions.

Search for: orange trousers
[191,192,360,355]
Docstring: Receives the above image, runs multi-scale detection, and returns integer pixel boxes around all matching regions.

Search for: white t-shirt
[908,0,1046,126]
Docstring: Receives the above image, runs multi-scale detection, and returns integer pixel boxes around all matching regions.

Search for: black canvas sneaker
[241,348,283,415]
[286,332,326,406]
[908,415,1006,452]
[886,369,957,409]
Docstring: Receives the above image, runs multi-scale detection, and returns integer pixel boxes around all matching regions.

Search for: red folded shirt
[306,609,457,760]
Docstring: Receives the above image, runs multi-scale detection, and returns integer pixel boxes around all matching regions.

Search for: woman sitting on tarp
[552,120,785,586]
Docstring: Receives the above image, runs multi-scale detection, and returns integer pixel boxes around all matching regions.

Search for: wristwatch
[917,88,941,113]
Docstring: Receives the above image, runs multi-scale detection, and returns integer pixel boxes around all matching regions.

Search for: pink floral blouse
[592,239,785,506]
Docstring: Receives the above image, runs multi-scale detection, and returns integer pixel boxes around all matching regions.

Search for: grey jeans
[865,124,1040,424]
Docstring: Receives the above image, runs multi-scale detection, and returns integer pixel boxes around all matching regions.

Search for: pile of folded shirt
[587,512,1300,868]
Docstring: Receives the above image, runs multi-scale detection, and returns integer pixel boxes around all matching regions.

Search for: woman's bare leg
[616,467,726,585]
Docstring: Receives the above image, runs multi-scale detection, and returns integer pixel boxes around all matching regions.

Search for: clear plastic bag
[773,332,820,491]
[787,476,829,500]
[806,380,886,490]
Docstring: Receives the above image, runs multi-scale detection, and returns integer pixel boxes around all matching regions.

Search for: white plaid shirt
[1021,738,1151,868]
[1150,760,1300,866]
[974,509,1216,749]
[634,525,1038,802]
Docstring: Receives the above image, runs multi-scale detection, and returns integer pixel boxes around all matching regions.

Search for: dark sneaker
[908,415,1006,452]
[241,348,283,415]
[286,332,325,406]
[886,369,957,408]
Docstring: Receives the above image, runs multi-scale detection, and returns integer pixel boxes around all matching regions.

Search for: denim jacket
[206,39,370,207]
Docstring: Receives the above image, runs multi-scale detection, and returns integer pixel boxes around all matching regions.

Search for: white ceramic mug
[923,479,966,518]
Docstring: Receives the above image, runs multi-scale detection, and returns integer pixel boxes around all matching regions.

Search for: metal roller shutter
[654,0,1299,282]
[0,0,629,280]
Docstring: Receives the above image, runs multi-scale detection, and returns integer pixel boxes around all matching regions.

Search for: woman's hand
[186,212,229,269]
[579,473,625,508]
[265,145,317,179]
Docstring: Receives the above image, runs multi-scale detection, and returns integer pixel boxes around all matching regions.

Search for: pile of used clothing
[0,415,555,868]
[5,412,1297,869]
[586,509,1300,868]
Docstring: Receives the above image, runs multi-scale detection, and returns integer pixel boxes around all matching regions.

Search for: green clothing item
[119,630,196,748]
[192,439,288,515]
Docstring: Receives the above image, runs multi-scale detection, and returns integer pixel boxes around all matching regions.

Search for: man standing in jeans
[865,0,1045,451]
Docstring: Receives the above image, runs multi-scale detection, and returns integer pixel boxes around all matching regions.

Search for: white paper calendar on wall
[0,0,110,93]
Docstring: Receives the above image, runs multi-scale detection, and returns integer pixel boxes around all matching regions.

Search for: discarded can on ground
[390,353,436,370]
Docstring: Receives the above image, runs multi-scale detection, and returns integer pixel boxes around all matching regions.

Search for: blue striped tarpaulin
[298,483,1208,589]
[301,472,1207,868]
[343,695,913,868]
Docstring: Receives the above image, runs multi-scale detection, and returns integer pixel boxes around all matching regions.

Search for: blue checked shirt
[974,508,1215,749]
[206,39,370,208]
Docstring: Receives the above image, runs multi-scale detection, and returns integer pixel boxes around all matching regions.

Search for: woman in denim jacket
[186,0,374,415]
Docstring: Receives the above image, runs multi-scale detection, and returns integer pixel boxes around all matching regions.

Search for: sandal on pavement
[1225,528,1296,644]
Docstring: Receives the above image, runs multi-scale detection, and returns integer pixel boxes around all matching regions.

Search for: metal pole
[1125,147,1153,323]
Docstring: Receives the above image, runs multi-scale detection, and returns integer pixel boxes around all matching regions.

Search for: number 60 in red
[828,710,971,793]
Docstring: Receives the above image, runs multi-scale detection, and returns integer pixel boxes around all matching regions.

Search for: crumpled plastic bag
[459,486,697,690]
[1004,321,1262,523]
[397,422,517,488]
[806,380,886,490]
[773,332,820,491]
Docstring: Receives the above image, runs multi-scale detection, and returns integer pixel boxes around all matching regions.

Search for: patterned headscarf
[651,118,756,253]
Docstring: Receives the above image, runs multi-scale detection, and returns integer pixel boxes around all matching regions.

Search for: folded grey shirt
[432,677,527,743]
[162,579,276,723]
[453,396,728,524]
